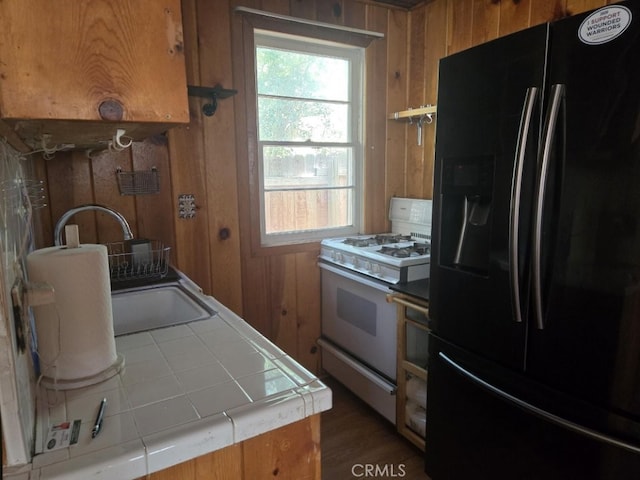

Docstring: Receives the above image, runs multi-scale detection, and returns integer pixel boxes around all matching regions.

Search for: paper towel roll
[27,243,122,388]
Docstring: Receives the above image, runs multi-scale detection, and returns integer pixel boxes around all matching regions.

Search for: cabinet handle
[387,294,430,316]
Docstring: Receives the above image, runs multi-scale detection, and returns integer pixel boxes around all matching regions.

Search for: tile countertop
[4,289,331,480]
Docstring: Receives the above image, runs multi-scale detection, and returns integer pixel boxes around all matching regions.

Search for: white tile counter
[6,292,331,480]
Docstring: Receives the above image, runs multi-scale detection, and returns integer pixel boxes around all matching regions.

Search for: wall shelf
[388,104,437,120]
[389,105,436,146]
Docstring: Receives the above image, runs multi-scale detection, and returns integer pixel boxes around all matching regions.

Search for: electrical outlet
[178,194,196,219]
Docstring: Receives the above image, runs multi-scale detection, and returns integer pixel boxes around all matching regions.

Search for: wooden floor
[321,377,431,480]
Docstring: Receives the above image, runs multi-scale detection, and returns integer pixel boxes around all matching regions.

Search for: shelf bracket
[187,84,238,117]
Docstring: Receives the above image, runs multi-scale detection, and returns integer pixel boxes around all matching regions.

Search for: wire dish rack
[104,240,170,282]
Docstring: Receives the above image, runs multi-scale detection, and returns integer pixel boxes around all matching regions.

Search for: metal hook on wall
[421,111,435,125]
[187,84,238,117]
[415,111,435,147]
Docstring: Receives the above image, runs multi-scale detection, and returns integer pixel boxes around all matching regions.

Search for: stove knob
[371,263,380,275]
[336,252,343,263]
[353,257,359,268]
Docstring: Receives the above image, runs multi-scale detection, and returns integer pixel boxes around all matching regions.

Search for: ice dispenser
[439,156,494,274]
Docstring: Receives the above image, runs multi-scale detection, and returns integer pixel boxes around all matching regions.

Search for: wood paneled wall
[34,138,176,250]
[405,0,615,201]
[227,0,412,375]
[34,0,612,375]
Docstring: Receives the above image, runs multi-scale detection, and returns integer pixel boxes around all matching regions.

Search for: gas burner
[378,242,431,258]
[412,242,431,255]
[342,234,412,247]
[377,234,412,244]
[342,237,376,247]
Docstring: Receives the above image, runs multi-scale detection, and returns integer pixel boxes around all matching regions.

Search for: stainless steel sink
[111,284,216,336]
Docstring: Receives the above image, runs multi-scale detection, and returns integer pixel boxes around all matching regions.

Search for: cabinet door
[0,0,189,146]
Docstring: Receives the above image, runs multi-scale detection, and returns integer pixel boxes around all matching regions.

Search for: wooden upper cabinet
[0,0,189,150]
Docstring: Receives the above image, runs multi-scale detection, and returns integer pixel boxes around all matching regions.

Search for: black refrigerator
[426,2,640,479]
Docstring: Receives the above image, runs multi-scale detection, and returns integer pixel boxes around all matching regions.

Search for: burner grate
[378,242,431,258]
[342,234,412,247]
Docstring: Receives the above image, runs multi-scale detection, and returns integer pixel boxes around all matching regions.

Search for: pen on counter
[91,398,107,439]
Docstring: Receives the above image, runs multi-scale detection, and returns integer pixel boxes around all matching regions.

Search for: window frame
[234,8,382,256]
[254,30,365,246]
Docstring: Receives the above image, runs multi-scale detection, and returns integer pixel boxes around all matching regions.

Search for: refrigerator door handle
[509,86,539,323]
[439,351,640,455]
[532,83,565,330]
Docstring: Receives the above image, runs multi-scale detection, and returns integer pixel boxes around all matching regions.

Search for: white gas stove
[319,197,433,284]
[318,197,433,424]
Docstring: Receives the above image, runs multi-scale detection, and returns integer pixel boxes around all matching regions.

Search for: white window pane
[256,47,349,102]
[263,146,354,189]
[254,29,363,245]
[264,188,353,234]
[258,98,348,142]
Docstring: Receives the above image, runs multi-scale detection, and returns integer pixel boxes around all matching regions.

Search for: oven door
[319,261,397,380]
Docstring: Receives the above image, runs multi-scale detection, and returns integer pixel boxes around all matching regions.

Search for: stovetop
[318,198,433,283]
[320,234,431,283]
[323,234,431,263]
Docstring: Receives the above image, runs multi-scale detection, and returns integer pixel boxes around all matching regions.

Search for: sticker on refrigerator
[578,6,632,45]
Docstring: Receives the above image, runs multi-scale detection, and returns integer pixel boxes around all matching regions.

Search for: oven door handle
[318,262,392,293]
[318,338,397,395]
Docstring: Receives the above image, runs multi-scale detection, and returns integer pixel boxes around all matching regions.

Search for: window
[255,30,364,246]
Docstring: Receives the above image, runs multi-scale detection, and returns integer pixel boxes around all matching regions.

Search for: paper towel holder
[65,225,80,249]
[27,241,126,390]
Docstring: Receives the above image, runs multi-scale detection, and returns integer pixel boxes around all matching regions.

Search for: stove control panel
[389,197,433,225]
[319,245,430,284]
